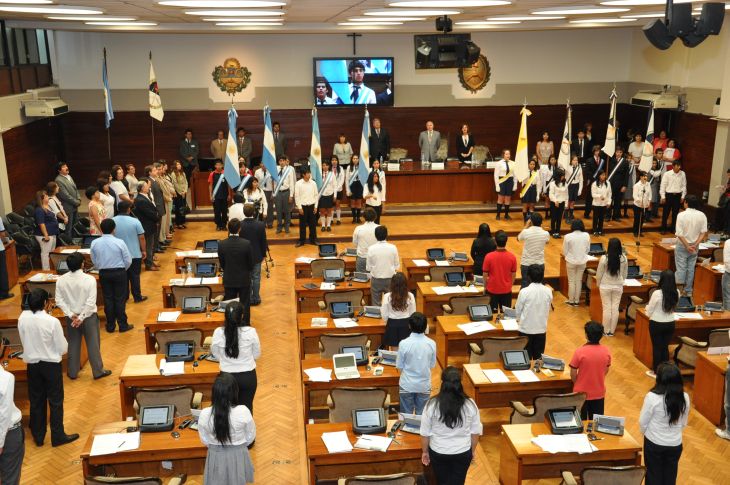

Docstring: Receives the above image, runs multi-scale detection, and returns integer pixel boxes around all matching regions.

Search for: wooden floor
[5,212,729,484]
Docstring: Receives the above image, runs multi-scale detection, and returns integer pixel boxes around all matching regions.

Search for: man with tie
[606,146,629,221]
[272,121,287,161]
[133,179,161,271]
[347,60,376,105]
[210,130,227,161]
[239,204,268,306]
[418,121,441,162]
[315,77,337,105]
[456,123,475,162]
[571,130,588,164]
[368,117,390,163]
[236,127,253,166]
[583,146,605,218]
[273,155,296,234]
[179,129,199,180]
[218,218,254,323]
[54,162,80,240]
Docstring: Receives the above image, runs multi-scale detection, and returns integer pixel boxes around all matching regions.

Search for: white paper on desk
[708,346,730,355]
[459,285,479,293]
[412,259,430,267]
[435,260,450,267]
[512,370,540,383]
[311,318,328,327]
[586,255,598,261]
[304,367,332,382]
[333,318,359,328]
[531,434,596,454]
[157,311,181,322]
[320,282,335,290]
[321,431,353,453]
[483,368,509,383]
[674,312,703,320]
[354,435,392,452]
[61,248,77,254]
[458,321,496,335]
[432,286,459,295]
[700,242,718,250]
[623,279,642,287]
[159,359,184,376]
[499,319,519,331]
[295,256,315,264]
[169,278,185,286]
[201,277,219,285]
[29,273,51,282]
[90,431,141,456]
[76,248,91,255]
[712,264,725,273]
[184,277,202,286]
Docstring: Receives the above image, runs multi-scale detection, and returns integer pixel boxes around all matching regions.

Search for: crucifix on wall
[346,33,362,55]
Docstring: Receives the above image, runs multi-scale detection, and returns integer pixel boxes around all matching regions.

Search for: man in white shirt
[352,207,379,272]
[632,171,652,237]
[674,195,707,296]
[515,264,553,359]
[18,288,78,447]
[54,252,110,380]
[660,161,687,233]
[0,361,23,485]
[229,193,246,222]
[274,155,296,234]
[254,164,274,228]
[366,225,400,305]
[347,60,376,105]
[517,212,551,288]
[294,167,319,247]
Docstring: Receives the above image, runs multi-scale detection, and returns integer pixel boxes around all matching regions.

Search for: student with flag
[520,157,541,222]
[317,159,338,232]
[566,154,583,224]
[273,156,296,234]
[209,160,229,231]
[494,149,517,220]
[345,154,364,223]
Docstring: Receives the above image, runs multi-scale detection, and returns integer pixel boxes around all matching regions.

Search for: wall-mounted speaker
[695,3,725,35]
[643,19,675,50]
[680,31,707,47]
[464,40,480,65]
[667,3,693,36]
[435,16,452,34]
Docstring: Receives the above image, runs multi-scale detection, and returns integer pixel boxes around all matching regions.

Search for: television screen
[313,57,394,106]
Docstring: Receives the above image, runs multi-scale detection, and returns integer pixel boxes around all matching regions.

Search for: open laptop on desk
[194,263,217,278]
[588,242,605,256]
[626,264,643,279]
[333,353,360,380]
[362,306,381,318]
[351,271,370,283]
[182,296,206,314]
[344,247,357,257]
[202,239,218,254]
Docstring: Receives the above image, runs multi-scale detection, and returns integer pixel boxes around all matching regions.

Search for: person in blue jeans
[396,312,436,415]
[673,195,707,296]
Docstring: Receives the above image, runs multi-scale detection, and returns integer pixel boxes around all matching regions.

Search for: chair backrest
[709,329,730,348]
[586,269,597,290]
[49,252,70,271]
[471,336,528,363]
[0,327,21,346]
[511,392,587,424]
[323,290,364,310]
[341,473,417,485]
[714,247,724,263]
[183,257,220,273]
[171,285,212,307]
[319,333,368,358]
[436,138,448,159]
[135,386,194,418]
[155,329,203,353]
[388,148,408,161]
[472,145,487,163]
[329,387,387,423]
[26,281,56,298]
[581,466,646,485]
[448,295,491,315]
[674,337,706,369]
[428,266,464,283]
[85,477,163,485]
[310,258,346,278]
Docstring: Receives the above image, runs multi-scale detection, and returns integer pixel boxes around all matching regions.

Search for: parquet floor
[4,212,728,484]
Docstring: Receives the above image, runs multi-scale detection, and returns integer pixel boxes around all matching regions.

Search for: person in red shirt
[570,320,612,420]
[482,230,517,313]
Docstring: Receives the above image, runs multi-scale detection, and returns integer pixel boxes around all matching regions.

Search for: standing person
[317,159,337,232]
[482,230,517,313]
[470,223,496,277]
[211,301,260,413]
[622,156,638,218]
[209,160,229,231]
[236,128,253,167]
[198,373,255,485]
[420,366,482,485]
[370,159,387,213]
[54,252,110,380]
[90,219,133,333]
[254,162,274,229]
[97,177,115,221]
[18,288,78,447]
[0,218,13,299]
[607,146,629,221]
[352,207,378,273]
[110,165,133,206]
[652,130,669,152]
[571,129,589,164]
[380,272,416,349]
[364,171,384,224]
[239,204,268,307]
[517,213,550,288]
[345,154,364,223]
[272,121,286,161]
[520,158,542,222]
[273,155,296,234]
[113,201,147,303]
[648,157,664,221]
[54,162,80,240]
[331,156,345,225]
[366,225,400,306]
[591,171,611,236]
[565,155,582,223]
[633,171,652,237]
[583,146,606,219]
[662,139,681,167]
[562,219,591,306]
[540,156,558,219]
[596,237,628,337]
[133,179,161,272]
[228,193,245,222]
[34,191,59,271]
[179,128,199,180]
[456,123,474,162]
[218,219,254,323]
[674,195,707,296]
[660,161,687,234]
[645,269,679,378]
[210,130,227,161]
[294,167,319,247]
[640,363,689,485]
[241,177,267,221]
[333,134,353,169]
[418,121,441,162]
[0,356,23,484]
[171,160,188,229]
[369,117,390,164]
[535,130,554,166]
[146,164,167,252]
[397,312,436,415]
[45,182,69,238]
[125,164,138,199]
[569,321,611,420]
[548,168,568,238]
[158,161,174,241]
[515,264,553,360]
[494,149,517,220]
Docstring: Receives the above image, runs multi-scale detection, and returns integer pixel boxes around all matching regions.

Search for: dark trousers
[0,248,9,296]
[584,185,593,217]
[173,195,187,226]
[644,437,682,485]
[611,187,624,219]
[66,314,105,379]
[550,202,565,234]
[227,369,257,414]
[213,198,228,229]
[488,292,512,313]
[520,332,546,360]
[520,263,544,288]
[370,204,382,224]
[593,206,606,233]
[128,257,143,301]
[662,193,682,232]
[0,425,23,485]
[144,230,156,268]
[224,285,251,324]
[633,206,647,236]
[99,268,129,331]
[299,204,317,243]
[27,361,65,444]
[580,398,605,421]
[64,208,77,240]
[649,320,675,372]
[428,447,472,485]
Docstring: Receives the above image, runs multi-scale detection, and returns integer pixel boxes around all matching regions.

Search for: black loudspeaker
[695,3,725,35]
[435,15,452,33]
[643,19,676,50]
[680,31,707,47]
[464,40,481,65]
[667,3,693,36]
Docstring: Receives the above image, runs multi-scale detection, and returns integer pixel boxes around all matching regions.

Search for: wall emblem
[212,58,252,94]
[458,55,491,93]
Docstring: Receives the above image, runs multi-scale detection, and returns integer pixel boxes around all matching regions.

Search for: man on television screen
[315,77,339,105]
[348,60,376,105]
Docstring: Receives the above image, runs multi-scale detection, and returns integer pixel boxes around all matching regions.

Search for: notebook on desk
[333,353,360,380]
[202,239,218,254]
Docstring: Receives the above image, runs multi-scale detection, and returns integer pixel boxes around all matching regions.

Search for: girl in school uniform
[370,159,387,214]
[540,155,558,219]
[364,171,384,223]
[596,237,628,336]
[566,155,583,224]
[591,171,612,236]
[317,159,338,232]
[345,154,364,223]
[623,155,638,218]
[520,158,542,222]
[548,168,568,238]
[380,272,416,349]
[331,156,345,225]
[648,158,663,221]
[494,149,517,220]
[241,177,268,221]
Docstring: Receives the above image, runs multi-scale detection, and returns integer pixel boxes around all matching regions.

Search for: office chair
[442,295,491,315]
[468,336,528,364]
[560,466,645,485]
[510,392,587,424]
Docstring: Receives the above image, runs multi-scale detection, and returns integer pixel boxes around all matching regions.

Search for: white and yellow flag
[639,108,655,172]
[514,106,532,182]
[557,104,572,170]
[601,88,618,157]
[148,52,163,122]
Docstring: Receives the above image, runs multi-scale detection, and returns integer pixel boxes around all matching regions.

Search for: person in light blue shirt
[396,312,436,415]
[112,201,147,303]
[90,219,133,333]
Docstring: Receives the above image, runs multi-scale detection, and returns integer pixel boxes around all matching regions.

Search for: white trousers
[35,235,56,271]
[566,263,586,304]
[600,286,623,334]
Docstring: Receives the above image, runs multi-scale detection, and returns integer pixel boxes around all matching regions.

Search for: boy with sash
[208,160,229,231]
[273,155,296,234]
[494,148,517,220]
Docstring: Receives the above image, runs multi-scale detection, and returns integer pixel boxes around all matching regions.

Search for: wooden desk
[462,362,573,409]
[118,353,219,419]
[694,352,728,426]
[4,240,18,290]
[633,309,730,368]
[19,270,103,307]
[434,315,519,368]
[384,162,494,203]
[306,421,425,485]
[294,278,371,313]
[51,246,93,266]
[294,256,357,278]
[651,242,714,272]
[499,422,642,485]
[173,251,219,274]
[588,278,655,323]
[402,257,474,290]
[80,418,206,478]
[297,313,385,359]
[143,309,225,354]
[161,276,224,308]
[694,264,724,305]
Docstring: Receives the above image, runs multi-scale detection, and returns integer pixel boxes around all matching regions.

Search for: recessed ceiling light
[486,15,565,20]
[0,5,103,14]
[185,9,284,15]
[601,0,691,5]
[389,0,509,6]
[532,6,629,15]
[569,17,637,23]
[86,21,158,26]
[455,20,520,24]
[216,21,283,25]
[48,16,138,21]
[202,17,281,21]
[0,0,52,4]
[159,0,284,6]
[364,9,461,16]
[348,16,426,21]
[620,12,663,18]
[338,21,404,25]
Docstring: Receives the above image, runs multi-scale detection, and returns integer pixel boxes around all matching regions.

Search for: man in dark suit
[272,122,287,161]
[132,179,161,271]
[179,128,199,180]
[236,127,253,165]
[54,162,81,240]
[607,146,629,220]
[145,164,167,252]
[375,78,393,105]
[571,130,589,164]
[218,218,254,323]
[239,204,268,306]
[583,145,606,218]
[369,117,390,162]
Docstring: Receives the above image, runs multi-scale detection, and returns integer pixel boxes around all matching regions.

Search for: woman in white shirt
[596,237,628,336]
[364,171,384,224]
[125,164,138,198]
[566,155,582,223]
[540,155,558,219]
[110,165,133,206]
[97,178,115,219]
[228,193,245,222]
[639,362,689,485]
[331,157,345,225]
[45,181,69,234]
[242,177,267,221]
[420,366,483,485]
[562,219,591,306]
[198,373,255,485]
[645,270,679,377]
[591,171,612,236]
[317,159,337,232]
[370,159,387,205]
[211,302,261,414]
[380,272,416,348]
[628,133,645,161]
[548,168,568,238]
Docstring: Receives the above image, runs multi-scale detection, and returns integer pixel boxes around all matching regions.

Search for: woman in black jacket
[470,223,495,276]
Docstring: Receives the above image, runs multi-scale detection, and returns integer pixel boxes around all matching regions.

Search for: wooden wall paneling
[669,111,717,197]
[36,64,51,87]
[18,65,37,91]
[0,68,12,96]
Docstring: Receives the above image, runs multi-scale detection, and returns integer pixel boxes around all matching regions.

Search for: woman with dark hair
[645,269,679,377]
[198,373,255,484]
[97,177,115,220]
[34,190,59,270]
[640,362,689,485]
[520,157,541,222]
[345,154,364,223]
[536,130,554,166]
[333,133,353,169]
[596,237,627,336]
[317,159,337,232]
[370,159,387,214]
[566,154,583,223]
[110,164,133,205]
[380,272,416,349]
[331,156,345,225]
[86,186,105,236]
[540,155,558,219]
[562,219,590,306]
[591,170,612,236]
[364,170,384,224]
[211,301,261,413]
[470,223,496,276]
[97,170,117,215]
[420,366,483,485]
[45,181,69,234]
[548,168,568,238]
[171,160,188,229]
[242,176,267,221]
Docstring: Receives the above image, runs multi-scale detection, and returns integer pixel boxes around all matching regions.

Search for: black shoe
[34,437,44,447]
[119,325,135,333]
[310,240,320,245]
[326,226,331,232]
[250,301,261,306]
[105,326,115,333]
[0,293,14,300]
[94,369,112,380]
[320,226,325,232]
[335,220,341,225]
[52,434,79,447]
[134,296,148,303]
[505,214,511,220]
[295,241,305,247]
[496,214,501,220]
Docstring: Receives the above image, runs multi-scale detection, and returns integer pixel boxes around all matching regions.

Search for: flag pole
[150,51,155,162]
[107,128,111,161]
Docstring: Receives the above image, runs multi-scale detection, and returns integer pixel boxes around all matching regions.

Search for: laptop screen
[330,301,350,314]
[333,354,356,368]
[353,272,369,280]
[324,268,342,280]
[196,263,215,275]
[341,346,364,360]
[627,265,640,274]
[354,409,382,428]
[141,406,171,426]
[167,342,191,357]
[183,296,204,310]
[552,410,580,429]
[589,243,604,252]
[203,240,218,251]
[427,248,445,260]
[678,296,693,307]
[445,272,463,283]
[504,350,528,366]
[319,244,336,254]
[470,305,490,317]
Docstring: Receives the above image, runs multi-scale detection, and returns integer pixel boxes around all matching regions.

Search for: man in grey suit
[179,128,199,180]
[54,162,80,239]
[418,120,441,162]
[144,164,166,253]
[236,127,253,166]
[272,121,287,161]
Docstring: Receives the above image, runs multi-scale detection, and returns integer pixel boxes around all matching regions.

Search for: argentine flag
[262,106,279,183]
[358,108,371,184]
[310,108,323,188]
[102,48,114,129]
[213,106,241,197]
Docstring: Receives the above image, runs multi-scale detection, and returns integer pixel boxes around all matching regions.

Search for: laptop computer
[626,264,643,279]
[398,413,422,434]
[194,263,217,278]
[319,243,337,257]
[56,260,70,275]
[588,242,605,256]
[377,349,397,366]
[329,301,353,319]
[340,345,368,366]
[452,252,468,262]
[202,239,218,254]
[676,295,696,312]
[182,296,206,314]
[332,353,360,380]
[502,306,517,319]
[323,268,345,282]
[362,306,381,318]
[165,341,195,362]
[81,235,100,249]
[444,271,466,287]
[351,271,370,283]
[426,248,446,261]
[502,349,531,370]
[344,248,358,257]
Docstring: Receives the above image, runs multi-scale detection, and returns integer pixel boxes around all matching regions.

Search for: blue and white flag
[639,107,655,173]
[602,88,618,158]
[213,106,241,197]
[102,48,114,129]
[358,108,371,184]
[309,107,323,188]
[262,105,279,183]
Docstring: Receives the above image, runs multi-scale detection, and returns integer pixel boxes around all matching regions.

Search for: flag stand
[106,128,111,161]
[151,119,155,162]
